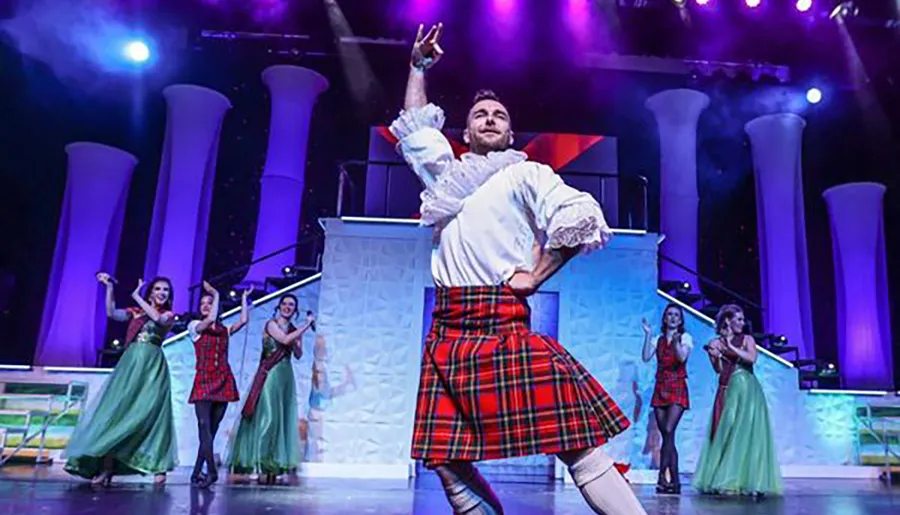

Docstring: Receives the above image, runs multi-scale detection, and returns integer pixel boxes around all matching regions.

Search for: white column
[823,183,893,389]
[143,85,231,312]
[645,89,709,291]
[36,143,137,366]
[243,66,329,285]
[745,113,815,358]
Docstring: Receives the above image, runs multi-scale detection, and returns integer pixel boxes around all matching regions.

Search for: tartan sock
[562,448,648,515]
[435,463,503,515]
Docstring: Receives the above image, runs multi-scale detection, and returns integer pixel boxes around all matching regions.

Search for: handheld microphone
[307,310,316,332]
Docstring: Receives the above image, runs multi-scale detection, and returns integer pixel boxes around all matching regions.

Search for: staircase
[0,379,89,466]
[856,403,900,480]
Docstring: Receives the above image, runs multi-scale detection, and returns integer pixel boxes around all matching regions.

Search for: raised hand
[411,23,444,70]
[641,317,652,336]
[242,285,254,300]
[203,280,217,295]
[133,279,145,296]
[96,272,112,286]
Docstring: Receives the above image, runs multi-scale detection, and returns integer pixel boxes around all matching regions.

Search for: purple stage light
[796,0,812,11]
[493,0,516,16]
[696,0,711,5]
[745,0,761,7]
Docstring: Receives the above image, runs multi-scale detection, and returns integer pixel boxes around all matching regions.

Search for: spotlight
[773,335,788,346]
[173,314,181,322]
[830,1,858,19]
[123,40,150,63]
[111,339,121,348]
[806,87,823,104]
[282,266,293,276]
[229,290,238,299]
[745,0,761,7]
[696,0,711,5]
[795,0,812,12]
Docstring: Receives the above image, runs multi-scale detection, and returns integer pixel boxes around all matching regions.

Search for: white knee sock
[564,448,648,515]
[435,463,504,515]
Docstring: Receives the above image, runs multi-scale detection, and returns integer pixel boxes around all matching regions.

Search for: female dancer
[187,281,252,489]
[227,293,314,485]
[303,335,354,462]
[692,304,782,497]
[64,273,178,486]
[641,304,693,494]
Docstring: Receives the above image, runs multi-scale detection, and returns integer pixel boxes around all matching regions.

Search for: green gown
[692,357,783,496]
[226,329,300,475]
[63,317,178,478]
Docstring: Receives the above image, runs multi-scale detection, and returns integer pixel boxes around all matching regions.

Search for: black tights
[193,401,227,479]
[654,404,685,486]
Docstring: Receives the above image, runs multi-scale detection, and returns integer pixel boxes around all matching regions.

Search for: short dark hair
[472,89,501,104]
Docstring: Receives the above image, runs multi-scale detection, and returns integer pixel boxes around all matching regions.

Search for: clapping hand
[411,23,444,70]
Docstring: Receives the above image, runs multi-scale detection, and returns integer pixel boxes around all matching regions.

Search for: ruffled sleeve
[389,104,454,189]
[523,164,613,253]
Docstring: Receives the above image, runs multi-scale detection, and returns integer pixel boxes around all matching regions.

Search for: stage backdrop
[363,127,623,227]
[156,218,858,479]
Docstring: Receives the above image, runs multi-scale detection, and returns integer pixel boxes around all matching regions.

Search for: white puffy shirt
[390,104,613,287]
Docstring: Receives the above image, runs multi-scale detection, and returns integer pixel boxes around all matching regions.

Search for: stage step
[1,381,88,399]
[860,454,900,466]
[857,406,900,418]
[0,447,52,464]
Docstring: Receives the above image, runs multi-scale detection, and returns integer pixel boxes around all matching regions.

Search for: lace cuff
[388,103,446,140]
[546,202,613,253]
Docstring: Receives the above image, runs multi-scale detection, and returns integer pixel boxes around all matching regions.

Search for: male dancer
[390,23,648,515]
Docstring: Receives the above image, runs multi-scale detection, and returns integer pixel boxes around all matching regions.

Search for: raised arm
[131,279,171,325]
[97,272,129,322]
[195,281,219,334]
[266,318,314,347]
[229,286,254,335]
[641,319,655,363]
[404,23,443,110]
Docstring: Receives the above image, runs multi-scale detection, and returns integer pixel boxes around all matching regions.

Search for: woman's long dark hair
[660,303,686,335]
[144,277,174,312]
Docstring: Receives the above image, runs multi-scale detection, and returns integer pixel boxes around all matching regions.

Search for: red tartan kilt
[651,376,690,409]
[189,368,240,403]
[412,286,630,466]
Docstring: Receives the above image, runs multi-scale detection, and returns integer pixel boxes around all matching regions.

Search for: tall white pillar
[243,66,329,286]
[823,183,893,389]
[745,113,815,358]
[645,89,709,290]
[36,143,137,366]
[143,85,231,312]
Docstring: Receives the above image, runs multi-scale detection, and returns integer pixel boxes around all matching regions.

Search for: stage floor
[0,466,896,514]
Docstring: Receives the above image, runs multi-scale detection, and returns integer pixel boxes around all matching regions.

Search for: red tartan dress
[650,335,690,409]
[189,323,239,403]
[412,286,631,467]
[710,336,750,440]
